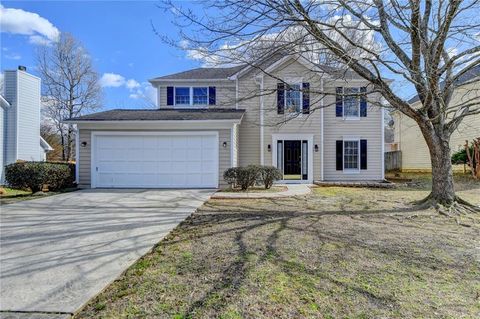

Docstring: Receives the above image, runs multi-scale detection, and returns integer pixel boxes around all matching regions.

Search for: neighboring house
[0,67,53,183]
[394,66,480,171]
[66,54,385,189]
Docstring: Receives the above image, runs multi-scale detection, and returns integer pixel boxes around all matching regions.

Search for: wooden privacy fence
[385,151,402,171]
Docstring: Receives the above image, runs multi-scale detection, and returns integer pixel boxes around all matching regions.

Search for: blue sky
[1,1,200,109]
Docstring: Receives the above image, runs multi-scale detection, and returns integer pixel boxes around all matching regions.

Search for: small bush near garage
[223,165,282,190]
[5,162,75,193]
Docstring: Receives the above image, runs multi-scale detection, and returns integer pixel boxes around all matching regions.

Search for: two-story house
[67,55,384,188]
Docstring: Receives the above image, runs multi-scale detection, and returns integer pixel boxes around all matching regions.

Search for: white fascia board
[75,119,242,130]
[0,95,11,108]
[40,136,54,151]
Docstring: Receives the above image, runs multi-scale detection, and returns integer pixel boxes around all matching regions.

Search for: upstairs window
[193,87,208,105]
[285,83,302,114]
[343,87,360,118]
[175,87,190,105]
[336,87,367,118]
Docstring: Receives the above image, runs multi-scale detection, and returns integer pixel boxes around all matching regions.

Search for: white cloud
[28,34,53,46]
[4,53,21,60]
[129,82,157,107]
[100,73,156,106]
[126,79,140,89]
[100,73,126,88]
[0,4,60,45]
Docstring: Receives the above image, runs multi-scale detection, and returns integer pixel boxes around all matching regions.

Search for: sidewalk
[211,184,312,199]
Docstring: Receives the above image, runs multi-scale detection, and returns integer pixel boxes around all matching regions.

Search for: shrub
[258,166,283,189]
[223,167,239,187]
[223,165,282,190]
[5,162,75,193]
[223,166,258,190]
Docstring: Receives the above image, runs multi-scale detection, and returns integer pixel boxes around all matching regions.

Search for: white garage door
[92,133,218,188]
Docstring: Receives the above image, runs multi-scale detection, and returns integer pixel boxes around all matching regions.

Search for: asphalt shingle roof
[65,108,245,122]
[150,65,246,81]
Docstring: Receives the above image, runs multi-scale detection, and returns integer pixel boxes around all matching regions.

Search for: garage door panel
[172,149,187,158]
[94,133,218,188]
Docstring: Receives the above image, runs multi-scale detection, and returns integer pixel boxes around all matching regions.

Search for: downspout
[381,106,385,180]
[235,77,239,109]
[259,75,264,165]
[320,78,324,181]
[75,125,79,184]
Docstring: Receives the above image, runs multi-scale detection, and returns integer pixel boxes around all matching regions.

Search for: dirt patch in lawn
[76,176,480,319]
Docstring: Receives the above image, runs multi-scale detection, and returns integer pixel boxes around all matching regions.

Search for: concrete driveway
[0,189,213,318]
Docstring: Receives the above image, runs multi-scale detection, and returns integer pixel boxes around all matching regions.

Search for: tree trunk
[430,142,456,205]
[59,127,66,162]
[422,126,456,206]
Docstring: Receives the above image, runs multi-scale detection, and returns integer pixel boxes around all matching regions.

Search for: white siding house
[1,68,53,184]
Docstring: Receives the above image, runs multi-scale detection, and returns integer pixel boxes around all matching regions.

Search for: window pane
[344,87,359,117]
[193,87,208,105]
[277,141,283,174]
[175,87,190,105]
[285,83,301,113]
[344,140,359,169]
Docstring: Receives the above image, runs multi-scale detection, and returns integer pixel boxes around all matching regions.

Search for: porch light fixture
[267,144,271,152]
[81,141,87,147]
[314,144,319,152]
[223,141,227,148]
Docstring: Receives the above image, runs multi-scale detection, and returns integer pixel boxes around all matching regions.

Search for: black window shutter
[336,140,343,170]
[277,82,285,114]
[167,86,174,106]
[360,87,367,117]
[302,82,310,114]
[360,139,367,169]
[336,87,343,117]
[209,86,216,105]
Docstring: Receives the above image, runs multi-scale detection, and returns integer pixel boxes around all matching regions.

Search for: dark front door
[284,140,301,178]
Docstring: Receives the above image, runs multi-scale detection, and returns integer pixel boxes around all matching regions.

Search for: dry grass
[76,174,480,319]
[0,187,78,205]
[219,186,288,193]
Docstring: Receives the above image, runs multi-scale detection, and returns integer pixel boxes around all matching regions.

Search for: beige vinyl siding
[323,84,384,181]
[77,127,231,188]
[157,81,236,108]
[261,59,323,180]
[237,74,261,166]
[395,80,480,171]
[78,128,92,188]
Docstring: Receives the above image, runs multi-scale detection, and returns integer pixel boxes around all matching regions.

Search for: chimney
[18,66,27,71]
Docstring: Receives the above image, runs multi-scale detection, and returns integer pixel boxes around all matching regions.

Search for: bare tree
[40,123,63,161]
[162,0,480,213]
[37,33,102,161]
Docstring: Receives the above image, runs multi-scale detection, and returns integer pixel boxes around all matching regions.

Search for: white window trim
[271,134,313,184]
[340,87,361,120]
[174,86,210,108]
[283,80,303,116]
[343,138,361,174]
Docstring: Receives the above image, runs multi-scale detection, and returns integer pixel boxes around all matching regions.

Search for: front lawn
[0,187,77,205]
[76,174,480,319]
